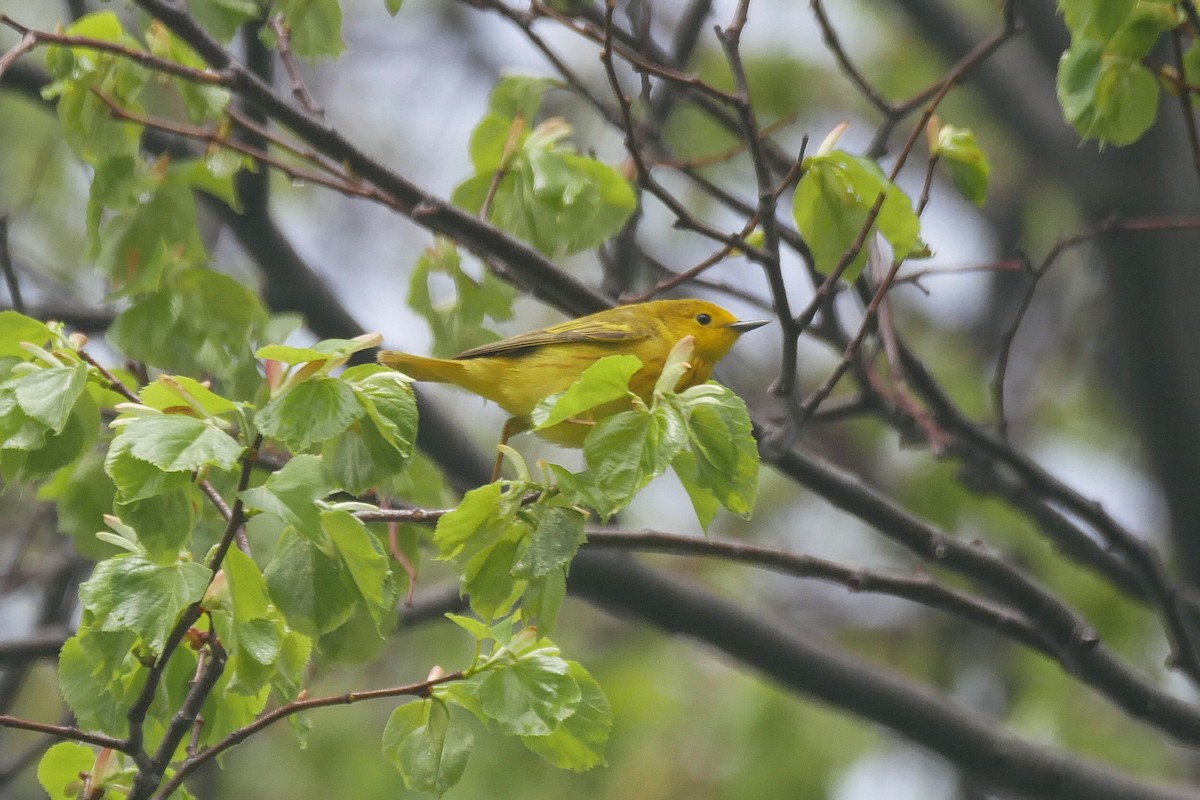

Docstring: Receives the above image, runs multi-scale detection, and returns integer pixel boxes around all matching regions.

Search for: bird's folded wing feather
[453,318,650,360]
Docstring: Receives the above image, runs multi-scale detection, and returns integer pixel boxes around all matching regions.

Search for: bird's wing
[452,317,650,360]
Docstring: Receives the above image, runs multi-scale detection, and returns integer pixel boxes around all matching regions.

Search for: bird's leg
[492,417,524,482]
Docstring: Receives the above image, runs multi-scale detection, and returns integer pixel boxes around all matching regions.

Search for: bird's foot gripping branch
[0,312,759,798]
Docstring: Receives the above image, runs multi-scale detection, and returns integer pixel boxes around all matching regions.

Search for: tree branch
[569,549,1200,800]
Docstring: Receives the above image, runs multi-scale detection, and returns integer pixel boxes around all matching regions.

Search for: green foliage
[793,149,925,280]
[536,354,760,527]
[272,0,346,59]
[408,239,517,358]
[38,743,136,800]
[7,14,761,795]
[41,12,148,165]
[143,22,232,121]
[38,742,95,800]
[531,354,643,430]
[378,624,612,795]
[78,553,211,655]
[932,124,991,206]
[452,76,637,257]
[382,699,475,796]
[188,0,264,43]
[1055,0,1177,145]
[0,326,101,483]
[257,376,364,451]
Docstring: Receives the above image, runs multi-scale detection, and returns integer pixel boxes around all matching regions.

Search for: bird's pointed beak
[726,318,770,335]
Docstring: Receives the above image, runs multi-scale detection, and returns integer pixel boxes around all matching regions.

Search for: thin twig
[0,714,126,751]
[0,216,23,315]
[92,89,389,205]
[0,31,37,83]
[0,16,229,85]
[799,3,1019,422]
[153,670,465,799]
[532,1,741,106]
[992,215,1200,439]
[811,0,894,116]
[585,529,1053,654]
[128,641,225,800]
[268,15,323,115]
[1169,28,1200,189]
[79,349,140,403]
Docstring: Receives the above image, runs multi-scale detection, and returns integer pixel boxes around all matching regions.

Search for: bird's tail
[377,350,468,384]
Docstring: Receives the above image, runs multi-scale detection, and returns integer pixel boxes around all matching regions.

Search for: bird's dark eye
[696,313,712,326]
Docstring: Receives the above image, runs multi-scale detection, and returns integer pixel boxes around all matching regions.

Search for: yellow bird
[379,298,768,460]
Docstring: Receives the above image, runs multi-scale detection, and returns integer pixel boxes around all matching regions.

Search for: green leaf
[256,377,364,451]
[144,25,232,121]
[521,569,567,633]
[104,441,193,502]
[38,742,95,800]
[382,699,474,796]
[532,354,641,430]
[2,389,99,482]
[78,555,212,655]
[433,482,532,620]
[406,240,517,358]
[479,651,580,736]
[58,629,141,735]
[274,0,345,58]
[434,482,507,561]
[185,150,251,211]
[0,312,53,356]
[212,547,284,695]
[13,363,88,432]
[468,113,517,174]
[0,385,49,452]
[521,661,611,771]
[446,612,498,642]
[512,505,586,578]
[114,413,244,473]
[581,405,687,518]
[672,450,720,531]
[240,454,330,541]
[462,536,526,621]
[1057,39,1159,145]
[139,374,239,417]
[488,74,560,121]
[793,150,923,279]
[108,293,191,367]
[94,170,206,295]
[385,0,404,15]
[455,121,637,258]
[199,670,270,748]
[1059,0,1135,42]
[322,510,394,633]
[264,528,358,637]
[323,369,419,493]
[349,368,419,451]
[933,125,990,207]
[255,339,364,365]
[43,13,148,165]
[108,269,268,393]
[273,627,313,704]
[188,0,262,42]
[115,484,202,561]
[1106,0,1179,59]
[39,453,121,559]
[1185,37,1200,84]
[679,385,759,518]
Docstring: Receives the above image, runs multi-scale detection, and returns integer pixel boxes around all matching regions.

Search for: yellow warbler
[378,299,768,450]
